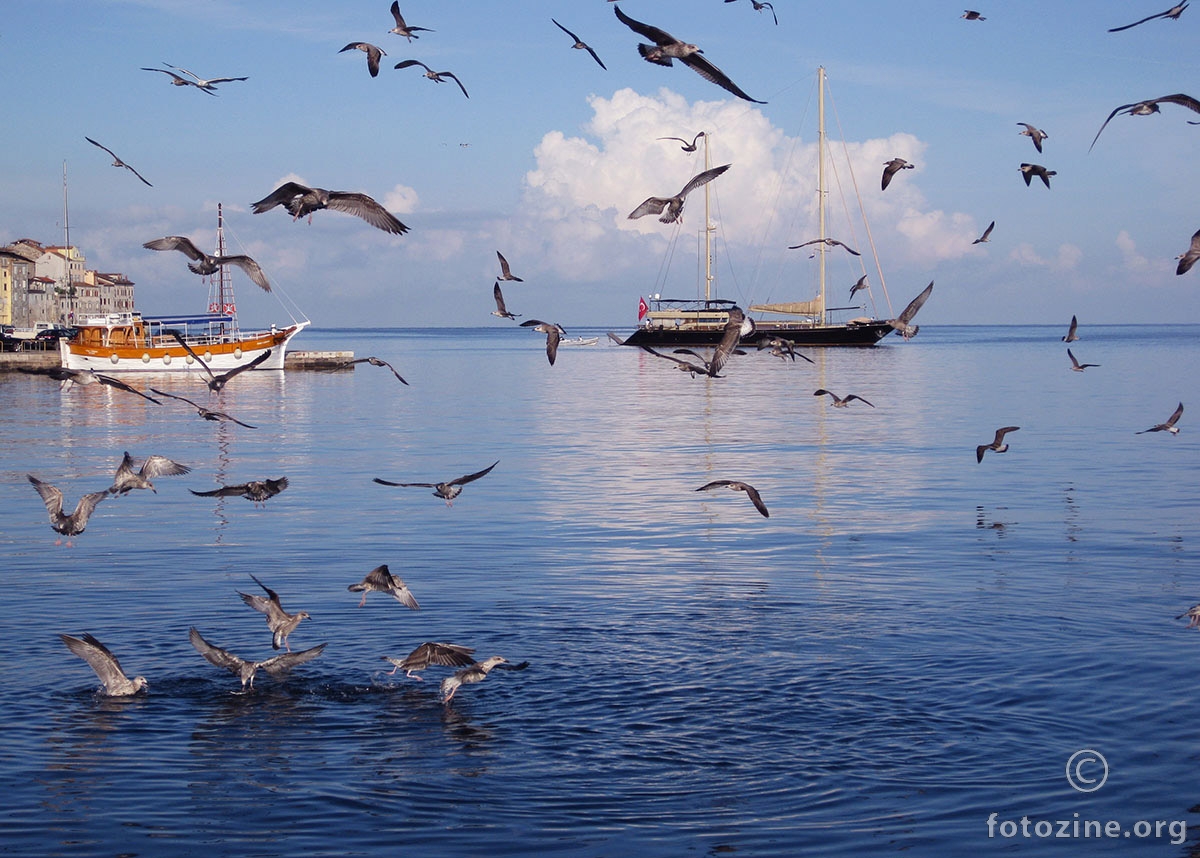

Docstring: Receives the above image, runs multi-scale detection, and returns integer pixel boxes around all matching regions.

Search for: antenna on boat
[206,203,236,336]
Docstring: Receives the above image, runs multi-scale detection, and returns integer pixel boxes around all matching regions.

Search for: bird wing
[845,394,875,407]
[613,5,678,45]
[552,18,580,42]
[324,192,409,234]
[740,483,770,518]
[640,345,707,373]
[788,239,821,250]
[165,332,216,381]
[190,484,251,498]
[408,642,476,668]
[62,633,132,687]
[110,451,138,488]
[1108,7,1174,30]
[1089,102,1140,151]
[367,357,408,383]
[894,282,934,325]
[189,627,248,675]
[1166,402,1185,426]
[677,163,732,199]
[140,454,191,480]
[251,181,310,214]
[440,71,469,98]
[696,480,735,492]
[493,282,510,314]
[144,235,205,261]
[451,461,499,486]
[627,196,670,219]
[544,326,560,365]
[993,426,1020,445]
[1177,229,1200,274]
[1159,92,1200,115]
[977,221,995,242]
[830,239,861,256]
[262,477,289,497]
[373,478,434,487]
[217,255,271,292]
[85,136,118,159]
[212,349,273,386]
[259,643,327,677]
[679,53,765,103]
[708,306,745,376]
[497,251,522,280]
[1068,349,1081,368]
[149,387,203,409]
[90,373,160,403]
[583,44,607,70]
[390,0,406,26]
[393,59,432,72]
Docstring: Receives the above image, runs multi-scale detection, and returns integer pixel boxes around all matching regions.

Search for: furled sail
[749,299,824,316]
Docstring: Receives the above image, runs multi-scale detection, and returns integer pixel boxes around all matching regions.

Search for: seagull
[1019,163,1056,188]
[1089,93,1200,151]
[1108,3,1188,32]
[140,66,216,94]
[150,388,258,428]
[1176,228,1200,274]
[1067,348,1100,372]
[18,366,161,403]
[520,319,565,365]
[190,478,289,504]
[387,2,433,40]
[640,345,712,377]
[382,642,475,680]
[1137,402,1184,434]
[1062,315,1080,342]
[613,5,765,104]
[60,633,148,696]
[496,251,523,282]
[888,281,933,339]
[657,131,705,152]
[108,451,191,495]
[339,42,387,77]
[973,221,995,244]
[159,62,248,92]
[1017,123,1048,153]
[326,355,408,383]
[628,163,731,224]
[440,656,509,704]
[757,336,813,363]
[373,461,499,506]
[251,181,409,235]
[976,426,1020,463]
[393,60,469,98]
[143,236,271,292]
[962,10,987,20]
[607,331,626,345]
[28,475,108,541]
[348,564,419,608]
[552,19,607,70]
[492,282,520,320]
[788,237,861,256]
[238,573,310,652]
[708,305,752,377]
[695,480,770,518]
[85,137,152,186]
[189,627,326,692]
[1176,603,1200,627]
[849,274,869,299]
[724,0,778,26]
[881,158,914,191]
[164,336,273,391]
[813,389,874,408]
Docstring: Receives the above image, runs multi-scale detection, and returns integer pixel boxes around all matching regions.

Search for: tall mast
[703,131,713,303]
[817,66,827,321]
[207,203,235,332]
[62,161,73,323]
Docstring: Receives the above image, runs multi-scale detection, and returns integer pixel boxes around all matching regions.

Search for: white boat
[559,336,599,347]
[60,204,309,373]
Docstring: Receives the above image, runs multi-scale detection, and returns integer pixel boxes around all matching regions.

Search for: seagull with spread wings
[387,2,432,40]
[159,62,247,92]
[28,475,108,542]
[552,19,607,70]
[143,236,271,292]
[252,181,409,234]
[1019,163,1056,188]
[1062,315,1080,342]
[1138,402,1184,435]
[108,451,191,495]
[164,336,272,391]
[496,251,523,281]
[881,158,914,191]
[85,137,152,186]
[18,366,161,403]
[348,564,420,608]
[374,461,499,506]
[889,282,934,339]
[152,388,258,427]
[238,574,310,652]
[973,221,995,244]
[393,59,469,98]
[1017,123,1048,153]
[492,282,520,320]
[976,426,1020,463]
[141,66,216,94]
[520,319,565,365]
[814,389,874,408]
[1176,228,1200,274]
[1089,93,1200,151]
[339,42,387,77]
[326,355,408,383]
[657,131,705,152]
[190,627,325,692]
[1108,3,1188,32]
[61,633,148,696]
[628,163,731,224]
[788,237,861,256]
[696,480,770,518]
[382,642,475,680]
[190,478,289,504]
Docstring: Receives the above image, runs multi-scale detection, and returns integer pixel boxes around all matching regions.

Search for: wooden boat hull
[61,319,309,373]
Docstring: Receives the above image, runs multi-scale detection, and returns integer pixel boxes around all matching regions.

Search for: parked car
[34,326,76,342]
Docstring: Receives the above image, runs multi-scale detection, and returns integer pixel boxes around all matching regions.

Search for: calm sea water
[1,324,1198,856]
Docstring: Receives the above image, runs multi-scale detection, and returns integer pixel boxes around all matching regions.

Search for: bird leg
[357,593,368,608]
[406,670,424,681]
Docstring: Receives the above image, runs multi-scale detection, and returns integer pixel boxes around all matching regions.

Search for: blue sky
[2,0,1199,329]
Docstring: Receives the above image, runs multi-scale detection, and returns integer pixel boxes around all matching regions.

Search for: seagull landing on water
[143,236,271,292]
[628,163,731,225]
[85,137,152,186]
[339,42,387,77]
[238,573,310,652]
[108,451,191,495]
[61,633,148,696]
[348,564,419,609]
[440,656,512,704]
[977,426,1020,463]
[28,475,108,543]
[1137,402,1184,435]
[695,480,770,518]
[189,627,325,692]
[382,642,475,680]
[1017,123,1048,153]
[252,181,409,235]
[373,461,499,506]
[881,158,914,191]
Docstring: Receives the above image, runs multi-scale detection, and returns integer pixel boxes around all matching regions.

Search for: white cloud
[382,184,420,214]
[1009,242,1083,271]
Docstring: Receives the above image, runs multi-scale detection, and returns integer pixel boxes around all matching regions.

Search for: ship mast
[817,66,827,322]
[207,203,236,334]
[703,131,713,304]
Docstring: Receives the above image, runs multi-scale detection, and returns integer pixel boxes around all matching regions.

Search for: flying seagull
[1067,348,1100,372]
[628,163,731,224]
[382,642,475,679]
[150,387,259,428]
[496,251,523,281]
[143,235,271,292]
[758,336,814,363]
[1108,3,1188,32]
[724,0,778,26]
[1089,93,1200,151]
[1175,228,1200,274]
[108,451,191,495]
[1062,314,1080,342]
[976,426,1020,463]
[788,237,861,256]
[613,5,765,104]
[60,633,148,696]
[140,66,217,94]
[881,158,914,191]
[813,389,874,408]
[889,281,934,339]
[962,10,987,20]
[520,319,565,365]
[1137,402,1184,435]
[373,460,499,506]
[252,181,409,235]
[160,62,248,92]
[388,2,432,40]
[326,355,408,383]
[1019,163,1056,188]
[393,59,469,98]
[85,137,152,186]
[339,42,387,77]
[1017,123,1048,153]
[348,564,419,609]
[849,274,869,298]
[18,366,161,403]
[189,627,325,692]
[190,478,289,504]
[164,335,273,391]
[440,656,510,704]
[492,282,520,320]
[28,476,108,541]
[695,480,770,518]
[973,221,995,244]
[657,131,705,152]
[640,345,713,377]
[238,573,310,652]
[552,19,607,70]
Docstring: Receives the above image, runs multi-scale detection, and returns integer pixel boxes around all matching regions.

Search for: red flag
[637,297,649,320]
